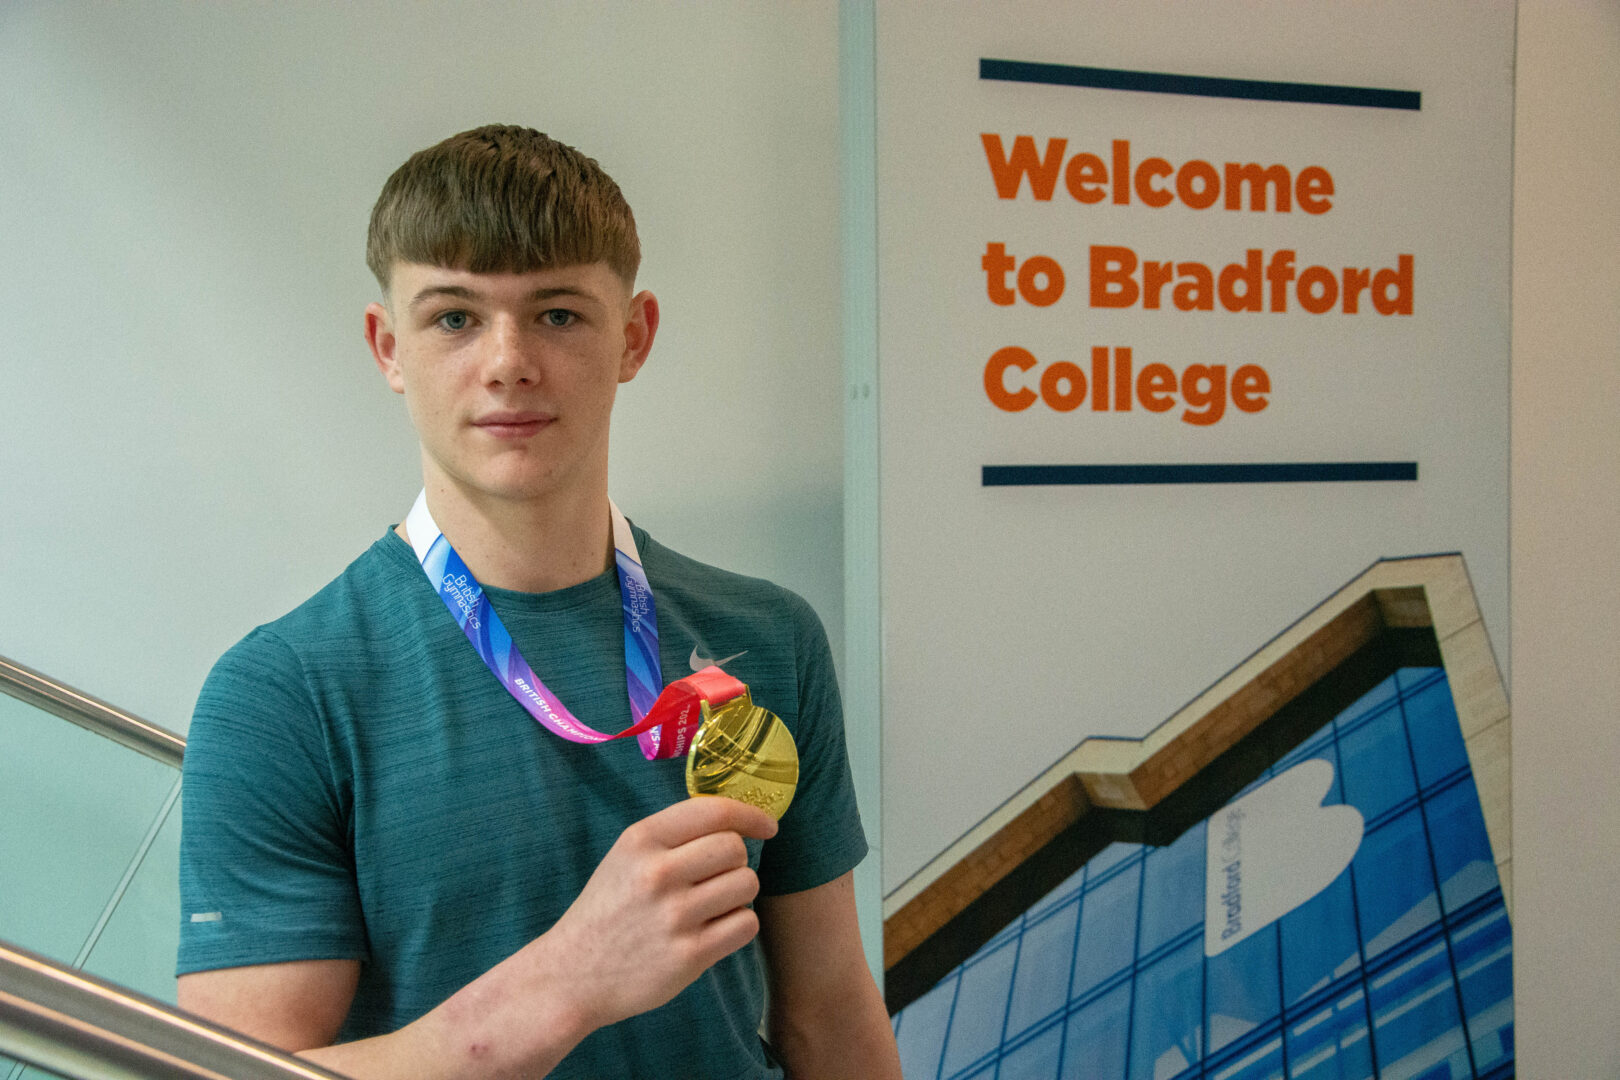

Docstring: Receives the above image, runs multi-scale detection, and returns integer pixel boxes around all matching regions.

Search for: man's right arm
[178,797,778,1080]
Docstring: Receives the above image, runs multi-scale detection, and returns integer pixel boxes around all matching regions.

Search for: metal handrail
[0,655,184,769]
[0,938,349,1080]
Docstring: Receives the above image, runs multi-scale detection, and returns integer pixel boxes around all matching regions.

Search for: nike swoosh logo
[690,646,748,671]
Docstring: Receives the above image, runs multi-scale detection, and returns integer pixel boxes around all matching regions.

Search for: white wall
[1511,2,1620,1075]
[0,1,845,733]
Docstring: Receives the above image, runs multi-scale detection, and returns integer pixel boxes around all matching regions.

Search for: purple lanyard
[404,490,698,760]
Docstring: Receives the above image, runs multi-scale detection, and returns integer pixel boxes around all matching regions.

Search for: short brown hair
[365,125,640,293]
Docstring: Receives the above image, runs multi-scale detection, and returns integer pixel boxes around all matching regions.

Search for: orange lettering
[1266,250,1297,312]
[984,347,1038,411]
[1143,261,1174,310]
[1181,364,1227,425]
[1135,158,1173,207]
[1017,256,1066,307]
[981,134,1067,200]
[1090,246,1139,308]
[1298,266,1338,314]
[983,350,1270,424]
[1232,365,1271,412]
[1114,347,1133,411]
[1064,153,1108,204]
[982,242,1016,305]
[1372,255,1414,315]
[1296,166,1334,214]
[1091,346,1109,412]
[1218,250,1264,313]
[1342,267,1371,313]
[1176,160,1220,210]
[1173,262,1214,311]
[1137,364,1177,412]
[1224,163,1292,212]
[1040,361,1087,411]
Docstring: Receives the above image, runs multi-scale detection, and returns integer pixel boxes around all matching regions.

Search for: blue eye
[542,309,576,327]
[437,311,470,331]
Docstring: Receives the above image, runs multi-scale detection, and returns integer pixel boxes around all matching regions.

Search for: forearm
[300,938,593,1080]
[299,1005,580,1080]
[757,873,902,1079]
[768,966,901,1080]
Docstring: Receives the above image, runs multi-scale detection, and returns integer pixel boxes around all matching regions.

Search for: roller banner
[876,4,1513,1078]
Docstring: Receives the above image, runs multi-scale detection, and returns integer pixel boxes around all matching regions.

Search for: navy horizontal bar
[980,58,1421,111]
[982,462,1419,486]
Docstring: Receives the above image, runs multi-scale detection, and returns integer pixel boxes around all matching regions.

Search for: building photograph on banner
[873,4,1513,1079]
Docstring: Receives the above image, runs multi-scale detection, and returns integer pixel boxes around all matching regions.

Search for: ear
[618,290,659,384]
[365,301,406,394]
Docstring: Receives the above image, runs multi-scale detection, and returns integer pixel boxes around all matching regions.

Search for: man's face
[365,261,657,507]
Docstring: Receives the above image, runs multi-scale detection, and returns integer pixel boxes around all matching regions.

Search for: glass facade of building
[892,667,1513,1080]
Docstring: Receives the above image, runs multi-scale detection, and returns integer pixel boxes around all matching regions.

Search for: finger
[666,829,751,886]
[639,795,778,848]
[693,904,761,967]
[680,865,761,928]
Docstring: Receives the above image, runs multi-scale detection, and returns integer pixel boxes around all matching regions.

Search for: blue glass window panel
[1400,681,1469,791]
[1209,1035,1284,1080]
[1394,667,1440,692]
[1005,900,1081,1040]
[1060,982,1131,1080]
[940,939,1019,1077]
[1367,938,1470,1079]
[1335,675,1398,729]
[1352,808,1440,959]
[1336,707,1417,823]
[1450,906,1514,1073]
[1136,822,1205,959]
[988,919,1025,950]
[1206,926,1281,1054]
[897,969,958,1080]
[1031,865,1089,920]
[1127,939,1203,1080]
[1070,860,1141,999]
[1423,779,1499,914]
[1280,870,1361,1006]
[1087,842,1142,880]
[999,1021,1065,1080]
[1286,989,1373,1080]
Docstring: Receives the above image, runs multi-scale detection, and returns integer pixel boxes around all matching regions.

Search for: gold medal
[685,690,799,821]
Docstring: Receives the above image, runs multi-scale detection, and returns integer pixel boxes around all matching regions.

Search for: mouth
[473,410,554,438]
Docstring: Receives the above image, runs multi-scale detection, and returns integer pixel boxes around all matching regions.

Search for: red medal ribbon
[620,665,749,760]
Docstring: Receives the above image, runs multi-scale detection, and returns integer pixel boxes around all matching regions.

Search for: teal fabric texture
[179,525,866,1078]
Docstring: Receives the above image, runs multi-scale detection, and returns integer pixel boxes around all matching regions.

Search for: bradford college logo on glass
[1205,760,1364,957]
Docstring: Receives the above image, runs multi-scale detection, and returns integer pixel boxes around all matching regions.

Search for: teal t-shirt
[178,525,867,1078]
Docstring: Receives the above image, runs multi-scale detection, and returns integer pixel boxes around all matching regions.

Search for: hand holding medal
[405,491,799,820]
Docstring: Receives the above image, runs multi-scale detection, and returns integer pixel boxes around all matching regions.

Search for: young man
[176,125,900,1079]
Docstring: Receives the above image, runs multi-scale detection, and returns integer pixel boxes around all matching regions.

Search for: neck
[400,478,615,594]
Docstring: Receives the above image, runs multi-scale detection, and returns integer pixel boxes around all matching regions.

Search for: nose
[482,315,540,387]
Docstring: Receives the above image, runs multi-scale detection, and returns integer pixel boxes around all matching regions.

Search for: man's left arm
[757,871,902,1078]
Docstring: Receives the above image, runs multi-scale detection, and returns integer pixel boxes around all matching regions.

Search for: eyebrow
[406,284,596,312]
